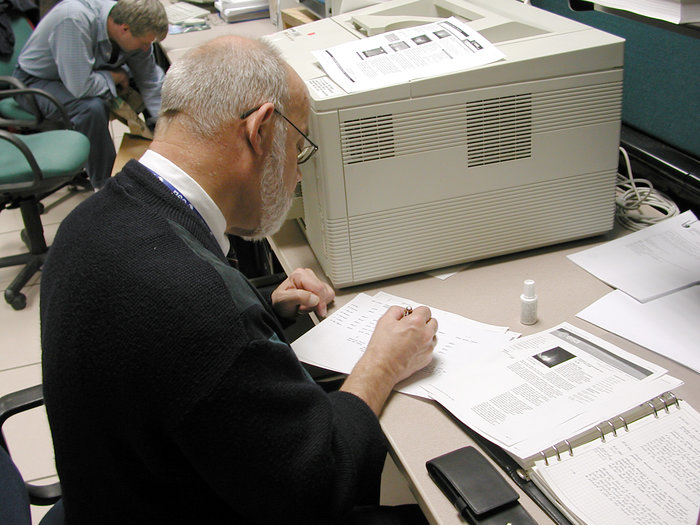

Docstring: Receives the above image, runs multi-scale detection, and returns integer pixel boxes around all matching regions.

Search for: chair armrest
[0,385,62,506]
[0,129,42,189]
[0,384,44,450]
[0,75,28,90]
[0,86,73,129]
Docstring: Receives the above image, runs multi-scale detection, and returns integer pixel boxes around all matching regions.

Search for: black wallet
[426,446,537,525]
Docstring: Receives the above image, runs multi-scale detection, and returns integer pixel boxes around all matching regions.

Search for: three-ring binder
[537,391,683,463]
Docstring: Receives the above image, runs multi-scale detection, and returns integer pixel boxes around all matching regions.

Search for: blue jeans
[13,67,114,190]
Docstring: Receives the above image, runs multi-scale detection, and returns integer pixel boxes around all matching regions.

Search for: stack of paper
[291,291,519,398]
[312,17,505,94]
[595,0,700,24]
[568,210,700,373]
[165,2,210,24]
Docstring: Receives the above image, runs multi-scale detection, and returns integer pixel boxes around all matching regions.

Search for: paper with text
[577,285,700,373]
[532,404,700,525]
[422,323,682,461]
[567,210,700,302]
[312,17,505,94]
[291,291,518,398]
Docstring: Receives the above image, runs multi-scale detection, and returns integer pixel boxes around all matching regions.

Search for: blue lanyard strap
[152,172,213,237]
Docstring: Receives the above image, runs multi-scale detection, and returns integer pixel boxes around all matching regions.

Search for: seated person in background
[13,0,168,190]
[40,35,438,524]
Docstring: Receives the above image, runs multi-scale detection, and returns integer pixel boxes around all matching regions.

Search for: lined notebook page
[533,405,700,525]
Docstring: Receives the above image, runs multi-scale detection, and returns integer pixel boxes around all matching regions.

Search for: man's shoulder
[42,0,113,23]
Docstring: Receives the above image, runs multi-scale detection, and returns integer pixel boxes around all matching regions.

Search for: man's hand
[340,305,438,415]
[271,268,335,319]
[109,69,130,91]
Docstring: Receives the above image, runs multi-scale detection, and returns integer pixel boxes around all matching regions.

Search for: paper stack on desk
[594,0,700,24]
[292,293,699,525]
[292,291,519,398]
[568,210,700,373]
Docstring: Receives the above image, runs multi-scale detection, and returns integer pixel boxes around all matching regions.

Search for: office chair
[0,15,63,132]
[0,126,90,310]
[0,384,64,525]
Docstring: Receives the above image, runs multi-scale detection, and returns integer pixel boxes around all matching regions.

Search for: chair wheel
[20,228,29,248]
[5,289,27,310]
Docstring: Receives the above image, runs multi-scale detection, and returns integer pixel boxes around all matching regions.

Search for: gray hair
[159,37,291,138]
[110,0,168,41]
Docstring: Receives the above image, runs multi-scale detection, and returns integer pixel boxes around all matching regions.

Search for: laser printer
[266,0,624,288]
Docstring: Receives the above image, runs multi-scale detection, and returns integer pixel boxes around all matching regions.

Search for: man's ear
[243,103,276,157]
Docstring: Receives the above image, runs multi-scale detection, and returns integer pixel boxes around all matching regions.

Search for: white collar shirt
[139,150,230,257]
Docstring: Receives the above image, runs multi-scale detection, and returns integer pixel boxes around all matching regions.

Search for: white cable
[615,146,679,231]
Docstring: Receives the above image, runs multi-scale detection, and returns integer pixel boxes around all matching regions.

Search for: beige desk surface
[160,7,277,63]
[269,219,700,525]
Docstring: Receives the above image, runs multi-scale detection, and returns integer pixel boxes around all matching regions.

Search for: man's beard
[242,123,293,241]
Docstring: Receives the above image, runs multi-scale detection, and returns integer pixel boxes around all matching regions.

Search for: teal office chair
[0,15,46,131]
[0,385,64,524]
[0,127,90,310]
[0,14,64,132]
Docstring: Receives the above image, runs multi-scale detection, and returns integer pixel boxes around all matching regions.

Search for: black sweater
[40,160,386,524]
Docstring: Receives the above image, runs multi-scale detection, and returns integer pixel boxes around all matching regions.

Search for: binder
[458,392,700,525]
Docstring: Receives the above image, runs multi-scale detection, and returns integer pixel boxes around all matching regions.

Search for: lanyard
[153,172,213,237]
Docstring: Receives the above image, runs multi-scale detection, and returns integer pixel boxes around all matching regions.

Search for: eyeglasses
[240,106,318,165]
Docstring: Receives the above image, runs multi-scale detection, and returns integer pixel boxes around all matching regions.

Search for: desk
[159,4,277,63]
[269,219,700,524]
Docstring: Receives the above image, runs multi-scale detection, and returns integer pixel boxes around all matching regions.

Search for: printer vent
[465,94,533,167]
[340,114,396,164]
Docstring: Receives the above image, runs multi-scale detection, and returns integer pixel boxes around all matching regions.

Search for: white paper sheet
[312,17,505,94]
[567,210,700,302]
[422,323,682,461]
[577,286,700,373]
[291,291,518,398]
[532,405,700,525]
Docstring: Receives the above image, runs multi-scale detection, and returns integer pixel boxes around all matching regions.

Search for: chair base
[3,253,45,310]
[0,197,49,311]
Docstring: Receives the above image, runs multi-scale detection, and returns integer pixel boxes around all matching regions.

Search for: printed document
[312,17,504,94]
[577,285,700,373]
[531,404,700,525]
[567,210,700,302]
[422,323,682,461]
[291,291,518,398]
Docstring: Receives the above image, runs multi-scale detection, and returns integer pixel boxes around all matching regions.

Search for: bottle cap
[522,279,536,299]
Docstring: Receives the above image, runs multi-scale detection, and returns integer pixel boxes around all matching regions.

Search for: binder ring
[660,396,670,413]
[564,439,573,456]
[551,444,561,461]
[540,451,549,466]
[607,420,617,437]
[617,416,629,432]
[667,392,680,409]
[648,401,659,418]
[595,425,606,443]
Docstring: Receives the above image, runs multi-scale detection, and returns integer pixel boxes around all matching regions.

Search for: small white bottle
[520,279,538,325]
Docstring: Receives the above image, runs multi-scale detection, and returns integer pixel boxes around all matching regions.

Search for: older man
[40,36,437,524]
[13,0,168,189]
